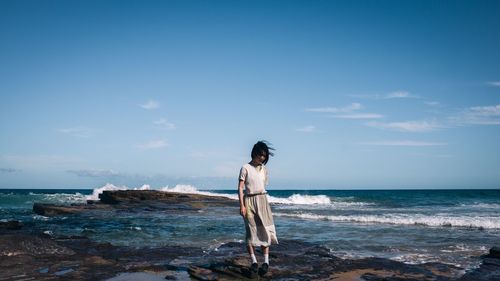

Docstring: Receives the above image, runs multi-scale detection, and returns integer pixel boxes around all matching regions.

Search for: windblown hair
[251,140,275,165]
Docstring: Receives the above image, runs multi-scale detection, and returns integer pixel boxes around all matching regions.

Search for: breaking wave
[86,184,335,206]
[274,212,500,229]
[267,194,331,205]
[85,183,152,201]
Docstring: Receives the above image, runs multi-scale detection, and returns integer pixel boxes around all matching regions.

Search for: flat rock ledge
[458,247,500,281]
[33,190,238,216]
[1,222,499,280]
[187,240,466,281]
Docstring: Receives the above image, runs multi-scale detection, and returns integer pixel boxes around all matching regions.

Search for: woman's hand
[240,206,247,218]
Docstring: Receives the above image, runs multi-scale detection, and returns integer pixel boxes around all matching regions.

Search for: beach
[1,186,499,280]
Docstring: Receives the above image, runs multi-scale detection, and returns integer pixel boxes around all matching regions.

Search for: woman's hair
[251,140,275,165]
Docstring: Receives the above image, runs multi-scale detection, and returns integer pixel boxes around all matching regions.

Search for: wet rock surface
[3,227,490,281]
[0,227,205,281]
[0,220,23,230]
[1,191,497,280]
[33,190,238,217]
[186,240,466,281]
[98,190,235,206]
[457,247,500,281]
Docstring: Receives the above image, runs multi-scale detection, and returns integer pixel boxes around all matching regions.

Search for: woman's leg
[247,244,258,265]
[247,244,255,256]
[259,245,270,275]
[261,246,269,264]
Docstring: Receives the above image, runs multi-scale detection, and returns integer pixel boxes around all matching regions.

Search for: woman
[238,140,278,277]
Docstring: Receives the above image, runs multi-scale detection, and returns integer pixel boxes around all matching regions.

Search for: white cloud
[138,139,168,150]
[487,81,500,87]
[349,91,418,100]
[140,100,160,110]
[470,105,500,115]
[67,169,121,178]
[154,118,176,130]
[360,140,447,146]
[366,120,441,132]
[451,104,500,125]
[332,113,384,119]
[58,127,95,138]
[306,103,362,113]
[384,91,416,99]
[306,103,382,120]
[296,125,316,133]
[424,101,441,107]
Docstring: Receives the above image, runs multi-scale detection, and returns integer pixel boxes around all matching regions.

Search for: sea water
[1,185,499,270]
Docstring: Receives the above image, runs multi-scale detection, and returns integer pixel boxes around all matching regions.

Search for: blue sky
[1,0,499,189]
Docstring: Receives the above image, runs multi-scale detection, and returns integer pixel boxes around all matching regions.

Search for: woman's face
[253,151,267,165]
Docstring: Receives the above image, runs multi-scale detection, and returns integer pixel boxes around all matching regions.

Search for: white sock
[264,253,269,264]
[251,253,257,264]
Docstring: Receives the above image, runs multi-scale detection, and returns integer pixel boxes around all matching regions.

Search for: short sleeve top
[238,163,269,195]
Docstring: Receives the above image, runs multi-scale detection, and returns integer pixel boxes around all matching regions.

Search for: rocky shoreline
[1,190,499,280]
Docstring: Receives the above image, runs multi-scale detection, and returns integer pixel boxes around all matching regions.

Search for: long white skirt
[244,194,278,247]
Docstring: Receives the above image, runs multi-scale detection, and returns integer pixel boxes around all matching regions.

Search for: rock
[0,234,75,257]
[0,230,204,280]
[98,190,236,207]
[458,247,500,281]
[188,265,219,281]
[487,246,500,259]
[0,220,22,230]
[33,190,238,218]
[186,240,463,281]
[33,203,87,216]
[483,258,500,267]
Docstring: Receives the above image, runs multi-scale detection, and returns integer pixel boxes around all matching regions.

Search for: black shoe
[250,262,259,276]
[259,263,269,276]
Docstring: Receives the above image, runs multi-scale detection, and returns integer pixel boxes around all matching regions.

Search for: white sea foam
[42,192,86,204]
[391,253,441,265]
[88,183,337,206]
[161,186,332,205]
[267,194,331,205]
[274,212,500,229]
[458,203,500,209]
[440,244,488,253]
[85,183,152,201]
[33,215,50,221]
[159,184,239,201]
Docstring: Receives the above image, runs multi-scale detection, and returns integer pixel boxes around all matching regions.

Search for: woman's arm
[238,179,246,217]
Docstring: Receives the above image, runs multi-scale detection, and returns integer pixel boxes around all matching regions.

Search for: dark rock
[458,247,500,281]
[188,265,218,281]
[186,240,463,281]
[33,190,238,218]
[0,229,205,281]
[0,220,22,230]
[33,202,88,216]
[487,246,500,259]
[98,190,236,207]
[483,258,500,267]
[0,234,75,257]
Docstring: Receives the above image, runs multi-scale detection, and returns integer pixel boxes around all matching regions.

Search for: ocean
[1,185,499,271]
